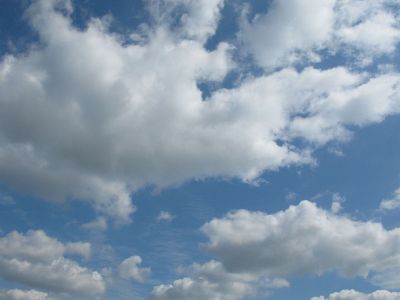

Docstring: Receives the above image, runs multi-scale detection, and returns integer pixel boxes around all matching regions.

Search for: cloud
[311,289,400,300]
[82,217,108,232]
[242,0,400,68]
[0,230,105,297]
[151,260,288,300]
[148,0,225,42]
[1,0,400,223]
[380,188,400,211]
[331,192,345,214]
[157,211,175,222]
[202,200,400,283]
[118,256,151,283]
[0,289,52,300]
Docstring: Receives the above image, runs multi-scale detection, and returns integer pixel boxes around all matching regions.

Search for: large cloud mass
[1,0,400,222]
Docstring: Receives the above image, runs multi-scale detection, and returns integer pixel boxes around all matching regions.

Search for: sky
[1,0,400,299]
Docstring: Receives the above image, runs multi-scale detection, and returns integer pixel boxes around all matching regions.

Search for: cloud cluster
[242,0,400,68]
[0,230,105,297]
[1,0,400,223]
[153,200,400,299]
[311,289,400,300]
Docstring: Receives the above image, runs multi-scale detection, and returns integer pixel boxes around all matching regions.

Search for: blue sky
[1,0,400,299]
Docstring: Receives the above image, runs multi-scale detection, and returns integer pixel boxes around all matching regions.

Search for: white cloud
[311,289,400,300]
[82,217,108,231]
[0,230,105,297]
[0,289,51,300]
[380,188,400,211]
[148,0,225,42]
[242,0,400,68]
[118,256,151,283]
[202,200,400,282]
[151,260,288,300]
[157,211,175,222]
[331,192,345,213]
[241,0,336,68]
[0,0,400,224]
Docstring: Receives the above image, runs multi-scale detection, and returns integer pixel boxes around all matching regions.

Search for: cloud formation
[151,260,288,300]
[311,289,400,300]
[1,0,400,223]
[153,200,400,299]
[118,256,151,283]
[202,200,400,280]
[0,230,105,297]
[242,0,400,68]
[0,289,51,300]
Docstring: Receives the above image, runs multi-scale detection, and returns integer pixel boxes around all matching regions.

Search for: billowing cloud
[118,256,151,283]
[1,0,400,223]
[242,0,400,68]
[151,260,288,300]
[202,201,400,282]
[311,289,400,300]
[0,230,105,297]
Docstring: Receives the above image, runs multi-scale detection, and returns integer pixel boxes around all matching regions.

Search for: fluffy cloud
[0,230,105,297]
[311,289,400,300]
[1,0,400,223]
[118,256,151,283]
[242,0,400,68]
[153,200,400,299]
[156,211,175,222]
[0,289,52,300]
[380,188,400,211]
[202,201,400,281]
[151,260,288,300]
[148,0,225,42]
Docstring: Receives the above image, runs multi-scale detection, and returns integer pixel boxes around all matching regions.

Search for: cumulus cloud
[311,289,400,300]
[0,289,52,300]
[0,230,105,296]
[202,201,400,282]
[1,0,400,223]
[152,200,400,299]
[380,188,400,211]
[151,260,288,300]
[148,0,225,42]
[242,0,400,68]
[118,256,151,283]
